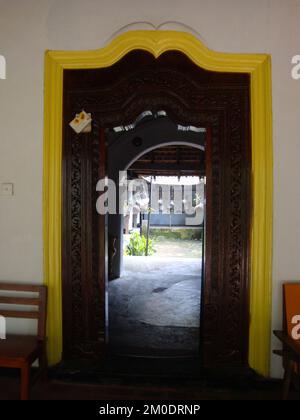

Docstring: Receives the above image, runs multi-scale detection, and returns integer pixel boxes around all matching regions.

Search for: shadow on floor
[109,256,201,356]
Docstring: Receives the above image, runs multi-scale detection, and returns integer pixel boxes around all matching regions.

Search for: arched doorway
[44,31,272,376]
[61,49,251,370]
[107,114,205,279]
[106,115,206,358]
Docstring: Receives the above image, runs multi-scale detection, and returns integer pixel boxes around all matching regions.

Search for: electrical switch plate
[1,183,14,196]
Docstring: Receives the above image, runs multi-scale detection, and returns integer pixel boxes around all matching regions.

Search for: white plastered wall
[1,0,300,377]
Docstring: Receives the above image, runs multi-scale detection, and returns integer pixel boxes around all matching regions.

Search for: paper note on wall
[69,110,92,134]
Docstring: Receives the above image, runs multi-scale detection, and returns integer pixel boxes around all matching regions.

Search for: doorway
[61,48,251,369]
[107,115,206,357]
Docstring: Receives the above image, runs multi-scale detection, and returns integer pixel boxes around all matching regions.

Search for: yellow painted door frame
[43,30,273,376]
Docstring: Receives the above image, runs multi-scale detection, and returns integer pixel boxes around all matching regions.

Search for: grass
[151,237,202,258]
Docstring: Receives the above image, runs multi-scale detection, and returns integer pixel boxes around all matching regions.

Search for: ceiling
[128,145,205,177]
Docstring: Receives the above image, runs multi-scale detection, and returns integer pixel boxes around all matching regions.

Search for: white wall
[0,0,300,377]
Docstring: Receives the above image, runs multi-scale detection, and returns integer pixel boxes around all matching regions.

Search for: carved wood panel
[62,118,105,359]
[63,50,251,366]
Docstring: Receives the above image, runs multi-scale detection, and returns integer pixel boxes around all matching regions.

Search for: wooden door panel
[62,119,106,359]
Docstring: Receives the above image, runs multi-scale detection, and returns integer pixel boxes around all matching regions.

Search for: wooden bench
[274,283,300,399]
[0,283,47,400]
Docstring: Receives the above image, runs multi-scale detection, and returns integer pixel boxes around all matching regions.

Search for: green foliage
[125,232,155,256]
[149,228,203,241]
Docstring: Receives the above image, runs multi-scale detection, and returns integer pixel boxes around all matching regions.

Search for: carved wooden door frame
[62,50,251,366]
[43,31,273,376]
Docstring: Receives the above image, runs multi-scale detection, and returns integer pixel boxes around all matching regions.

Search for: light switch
[1,183,14,196]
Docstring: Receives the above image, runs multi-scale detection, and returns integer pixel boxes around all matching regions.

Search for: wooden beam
[130,162,202,171]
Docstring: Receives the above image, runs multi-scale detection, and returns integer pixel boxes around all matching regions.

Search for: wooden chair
[274,283,300,399]
[0,283,47,400]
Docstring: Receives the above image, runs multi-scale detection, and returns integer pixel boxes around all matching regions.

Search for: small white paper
[69,110,92,134]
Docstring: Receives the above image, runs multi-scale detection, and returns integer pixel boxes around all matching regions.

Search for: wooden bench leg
[283,358,294,400]
[21,363,30,400]
[39,348,48,382]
